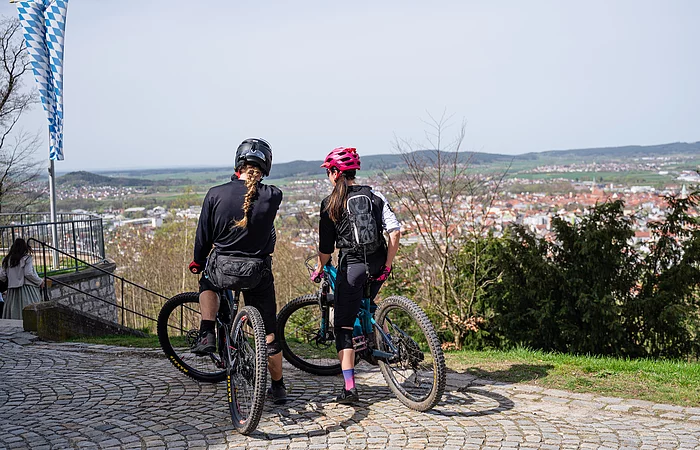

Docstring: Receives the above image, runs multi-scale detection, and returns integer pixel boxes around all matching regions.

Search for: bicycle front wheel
[277,294,342,376]
[374,295,446,412]
[227,305,267,435]
[157,292,226,383]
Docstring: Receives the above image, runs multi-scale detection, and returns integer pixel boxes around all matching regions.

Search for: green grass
[445,347,700,406]
[36,264,89,276]
[67,333,162,348]
[65,334,699,406]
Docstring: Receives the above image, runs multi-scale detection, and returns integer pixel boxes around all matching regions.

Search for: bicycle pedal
[352,336,367,351]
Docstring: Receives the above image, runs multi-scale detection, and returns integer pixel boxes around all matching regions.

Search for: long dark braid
[233,165,263,228]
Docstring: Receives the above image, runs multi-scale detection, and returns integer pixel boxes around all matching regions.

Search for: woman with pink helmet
[311,147,402,404]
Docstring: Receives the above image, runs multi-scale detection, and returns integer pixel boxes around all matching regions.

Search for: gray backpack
[345,187,382,254]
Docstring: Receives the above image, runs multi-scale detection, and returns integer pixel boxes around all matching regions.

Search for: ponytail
[324,169,356,223]
[233,165,263,228]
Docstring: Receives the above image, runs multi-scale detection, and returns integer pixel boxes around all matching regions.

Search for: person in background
[0,238,44,320]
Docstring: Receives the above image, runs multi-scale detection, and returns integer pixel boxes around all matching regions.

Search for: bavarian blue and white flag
[16,0,68,161]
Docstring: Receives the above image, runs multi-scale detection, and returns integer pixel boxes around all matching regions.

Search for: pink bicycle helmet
[320,147,361,172]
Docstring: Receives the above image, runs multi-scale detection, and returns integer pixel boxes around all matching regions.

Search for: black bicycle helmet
[234,138,273,176]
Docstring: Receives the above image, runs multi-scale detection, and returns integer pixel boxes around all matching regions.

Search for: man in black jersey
[188,138,287,404]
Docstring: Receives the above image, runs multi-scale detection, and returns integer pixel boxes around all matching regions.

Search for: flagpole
[48,159,59,268]
[13,0,69,269]
[11,0,61,267]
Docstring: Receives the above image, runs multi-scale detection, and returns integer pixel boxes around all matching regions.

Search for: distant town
[38,155,699,255]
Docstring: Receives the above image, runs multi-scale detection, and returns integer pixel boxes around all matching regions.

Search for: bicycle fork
[317,287,334,343]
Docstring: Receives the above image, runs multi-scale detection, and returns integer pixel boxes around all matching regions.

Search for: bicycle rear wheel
[374,295,446,411]
[277,294,342,376]
[157,292,226,383]
[227,305,267,435]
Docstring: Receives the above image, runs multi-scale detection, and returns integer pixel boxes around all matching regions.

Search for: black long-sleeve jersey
[193,177,282,265]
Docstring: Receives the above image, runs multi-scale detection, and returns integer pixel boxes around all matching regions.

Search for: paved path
[1,321,699,449]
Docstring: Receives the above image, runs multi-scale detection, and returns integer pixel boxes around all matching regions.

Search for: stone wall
[46,260,118,323]
[23,300,145,341]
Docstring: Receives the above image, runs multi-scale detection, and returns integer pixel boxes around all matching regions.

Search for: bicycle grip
[189,261,202,274]
[310,269,323,283]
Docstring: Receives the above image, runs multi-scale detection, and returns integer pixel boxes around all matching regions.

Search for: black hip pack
[204,249,271,291]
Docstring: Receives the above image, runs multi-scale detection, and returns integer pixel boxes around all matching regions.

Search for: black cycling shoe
[191,330,216,355]
[335,387,359,404]
[267,381,288,404]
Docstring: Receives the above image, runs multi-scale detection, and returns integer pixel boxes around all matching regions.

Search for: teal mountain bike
[277,257,446,411]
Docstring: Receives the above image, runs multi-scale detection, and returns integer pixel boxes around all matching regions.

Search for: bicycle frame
[206,290,239,370]
[320,265,398,361]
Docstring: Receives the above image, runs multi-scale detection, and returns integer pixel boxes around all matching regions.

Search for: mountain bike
[277,257,446,411]
[157,289,267,435]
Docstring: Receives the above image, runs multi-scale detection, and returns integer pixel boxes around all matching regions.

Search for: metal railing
[0,213,105,270]
[28,238,163,331]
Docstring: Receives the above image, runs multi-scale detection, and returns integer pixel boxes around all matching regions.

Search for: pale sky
[1,0,698,172]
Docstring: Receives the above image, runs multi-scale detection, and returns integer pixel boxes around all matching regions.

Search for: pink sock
[342,368,355,390]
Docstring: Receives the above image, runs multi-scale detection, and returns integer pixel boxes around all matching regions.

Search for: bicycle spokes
[389,320,425,366]
[226,306,268,434]
[282,297,338,359]
[158,293,228,383]
[385,328,429,384]
[230,331,255,414]
[277,294,344,376]
[375,296,446,411]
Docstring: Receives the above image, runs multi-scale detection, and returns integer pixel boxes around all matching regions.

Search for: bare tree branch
[0,17,42,215]
[383,112,509,349]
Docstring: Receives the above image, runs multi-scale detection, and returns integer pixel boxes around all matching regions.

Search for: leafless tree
[272,237,317,306]
[0,17,43,215]
[385,111,509,349]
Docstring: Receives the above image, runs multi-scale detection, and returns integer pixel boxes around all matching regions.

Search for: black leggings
[333,252,386,330]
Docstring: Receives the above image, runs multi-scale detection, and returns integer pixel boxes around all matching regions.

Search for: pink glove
[375,265,392,282]
[310,268,324,283]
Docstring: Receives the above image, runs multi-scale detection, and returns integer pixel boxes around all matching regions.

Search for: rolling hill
[59,141,700,186]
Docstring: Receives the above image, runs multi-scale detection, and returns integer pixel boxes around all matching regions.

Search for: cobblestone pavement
[2,321,699,449]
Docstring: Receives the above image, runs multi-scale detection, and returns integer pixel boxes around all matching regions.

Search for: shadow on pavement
[250,387,372,441]
[248,362,557,440]
[256,380,517,441]
[430,387,515,417]
[451,363,555,384]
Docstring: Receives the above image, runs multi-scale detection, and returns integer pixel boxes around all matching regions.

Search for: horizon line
[54,140,700,175]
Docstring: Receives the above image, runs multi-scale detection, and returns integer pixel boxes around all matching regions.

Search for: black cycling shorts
[199,271,277,336]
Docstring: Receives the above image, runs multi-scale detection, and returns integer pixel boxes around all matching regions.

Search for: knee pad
[267,339,282,356]
[335,327,354,352]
